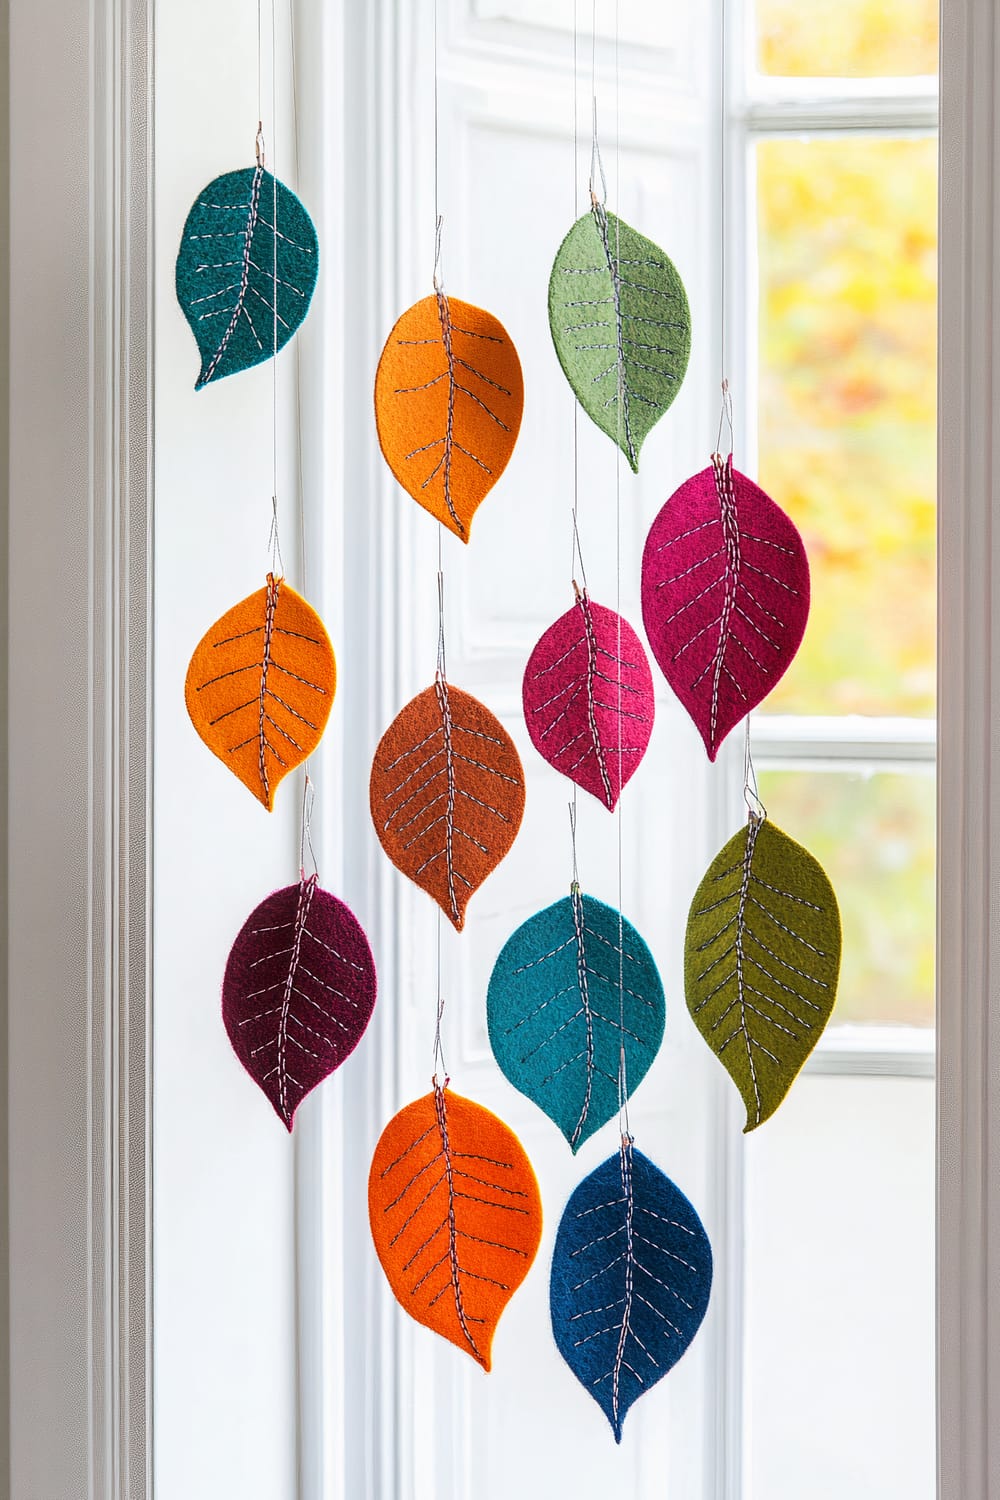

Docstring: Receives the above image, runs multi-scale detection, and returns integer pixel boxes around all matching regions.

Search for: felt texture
[185,573,336,811]
[548,206,691,471]
[522,592,654,811]
[487,889,664,1151]
[685,815,841,1132]
[641,455,810,761]
[175,166,319,389]
[374,292,524,541]
[369,678,525,931]
[223,876,377,1130]
[550,1139,713,1442]
[369,1086,543,1370]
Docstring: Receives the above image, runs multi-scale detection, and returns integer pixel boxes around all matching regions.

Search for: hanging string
[435,558,447,682]
[589,2,607,206]
[271,0,279,568]
[267,493,285,576]
[571,0,588,593]
[285,0,320,867]
[570,2,587,864]
[431,0,449,1089]
[256,0,263,139]
[612,0,630,1143]
[299,773,318,880]
[743,718,766,824]
[716,0,734,459]
[289,0,307,595]
[568,800,581,889]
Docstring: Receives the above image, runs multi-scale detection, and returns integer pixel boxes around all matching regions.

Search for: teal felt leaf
[684,816,842,1132]
[547,206,691,471]
[487,888,665,1151]
[175,166,319,389]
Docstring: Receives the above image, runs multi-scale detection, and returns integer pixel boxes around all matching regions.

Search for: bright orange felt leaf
[368,1087,543,1370]
[374,292,524,542]
[185,573,336,811]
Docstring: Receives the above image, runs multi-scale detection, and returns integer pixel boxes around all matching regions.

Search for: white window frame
[726,0,938,1081]
[3,1,997,1496]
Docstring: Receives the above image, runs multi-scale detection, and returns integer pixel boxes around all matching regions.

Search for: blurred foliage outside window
[758,769,935,1027]
[756,0,939,77]
[757,135,937,718]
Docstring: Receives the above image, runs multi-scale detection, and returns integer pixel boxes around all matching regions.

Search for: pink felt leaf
[522,592,655,811]
[641,456,810,760]
[223,876,377,1130]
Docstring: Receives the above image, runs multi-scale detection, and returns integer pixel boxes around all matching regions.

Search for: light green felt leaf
[684,817,841,1131]
[547,206,691,472]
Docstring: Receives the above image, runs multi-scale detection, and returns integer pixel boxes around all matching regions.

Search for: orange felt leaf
[369,678,526,930]
[185,573,336,811]
[373,291,524,542]
[369,1087,543,1370]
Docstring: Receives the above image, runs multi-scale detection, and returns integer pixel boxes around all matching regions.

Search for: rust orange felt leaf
[185,573,336,810]
[373,292,524,542]
[369,678,526,930]
[368,1087,543,1370]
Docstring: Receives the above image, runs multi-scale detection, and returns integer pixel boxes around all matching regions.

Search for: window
[738,4,938,1495]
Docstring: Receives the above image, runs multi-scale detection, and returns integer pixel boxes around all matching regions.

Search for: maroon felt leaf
[223,876,377,1130]
[641,455,810,760]
[522,591,655,811]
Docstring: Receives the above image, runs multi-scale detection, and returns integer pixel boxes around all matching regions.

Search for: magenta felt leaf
[222,875,377,1130]
[641,456,810,760]
[522,592,655,811]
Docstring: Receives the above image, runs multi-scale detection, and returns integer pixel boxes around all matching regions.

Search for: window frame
[727,0,939,1078]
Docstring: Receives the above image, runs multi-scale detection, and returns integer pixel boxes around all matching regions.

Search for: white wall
[153,4,303,1496]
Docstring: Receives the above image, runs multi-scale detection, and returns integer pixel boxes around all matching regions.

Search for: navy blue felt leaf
[175,166,319,389]
[550,1141,713,1442]
[487,890,665,1152]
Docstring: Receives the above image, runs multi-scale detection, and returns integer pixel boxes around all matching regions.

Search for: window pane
[756,136,937,716]
[756,0,939,77]
[755,768,934,1027]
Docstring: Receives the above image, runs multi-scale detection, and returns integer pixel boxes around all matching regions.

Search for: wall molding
[7,0,153,1494]
[937,0,1000,1496]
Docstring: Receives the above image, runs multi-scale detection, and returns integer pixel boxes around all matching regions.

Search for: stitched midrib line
[434,289,464,535]
[735,819,763,1125]
[708,454,742,751]
[570,889,595,1149]
[201,164,263,386]
[277,875,316,1123]
[434,677,460,922]
[611,1140,635,1430]
[433,1088,481,1361]
[578,596,614,807]
[592,206,636,468]
[257,576,281,803]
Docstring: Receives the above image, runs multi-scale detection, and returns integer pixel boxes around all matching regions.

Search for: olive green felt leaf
[684,816,841,1132]
[548,206,691,472]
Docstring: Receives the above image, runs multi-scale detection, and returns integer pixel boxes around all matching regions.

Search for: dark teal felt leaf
[175,166,319,389]
[550,1140,713,1442]
[487,890,665,1152]
[548,206,691,471]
